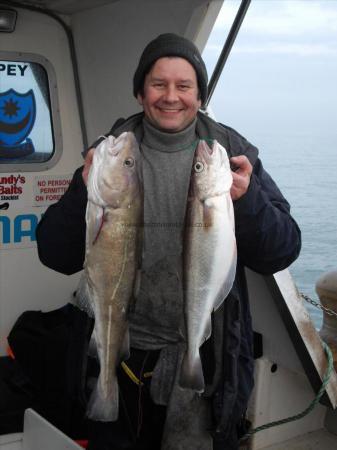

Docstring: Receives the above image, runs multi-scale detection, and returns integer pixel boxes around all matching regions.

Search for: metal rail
[204,0,251,109]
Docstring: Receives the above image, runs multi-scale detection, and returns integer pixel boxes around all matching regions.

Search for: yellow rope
[143,371,153,378]
[121,361,143,385]
[120,362,154,385]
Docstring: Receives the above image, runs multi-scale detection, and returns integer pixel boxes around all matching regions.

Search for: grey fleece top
[129,118,198,350]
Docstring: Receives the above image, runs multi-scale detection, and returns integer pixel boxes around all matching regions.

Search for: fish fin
[119,328,130,362]
[88,333,98,359]
[133,269,141,298]
[213,246,237,312]
[74,275,95,318]
[179,351,205,393]
[87,376,119,422]
[203,201,213,228]
[203,315,212,342]
[128,269,141,317]
[86,202,104,246]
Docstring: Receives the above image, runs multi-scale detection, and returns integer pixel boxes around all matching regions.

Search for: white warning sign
[33,174,72,206]
[0,174,27,206]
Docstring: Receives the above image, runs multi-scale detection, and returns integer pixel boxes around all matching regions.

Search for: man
[36,34,301,450]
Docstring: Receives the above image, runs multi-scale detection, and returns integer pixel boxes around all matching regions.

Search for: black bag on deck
[0,303,93,437]
[0,356,34,434]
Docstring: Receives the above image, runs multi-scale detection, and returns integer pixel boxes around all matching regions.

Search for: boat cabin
[0,1,336,448]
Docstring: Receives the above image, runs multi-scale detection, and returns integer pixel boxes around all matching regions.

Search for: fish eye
[194,161,204,173]
[124,157,134,167]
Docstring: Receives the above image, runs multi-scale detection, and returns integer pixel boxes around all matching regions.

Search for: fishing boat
[0,0,336,448]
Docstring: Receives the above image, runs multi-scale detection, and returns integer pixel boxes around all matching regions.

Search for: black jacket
[36,112,301,448]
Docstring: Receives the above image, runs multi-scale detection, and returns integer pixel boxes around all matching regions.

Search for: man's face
[137,57,201,133]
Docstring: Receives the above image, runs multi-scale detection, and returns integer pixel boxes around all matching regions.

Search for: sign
[0,173,27,205]
[0,59,54,163]
[0,89,36,158]
[0,208,44,250]
[33,174,72,206]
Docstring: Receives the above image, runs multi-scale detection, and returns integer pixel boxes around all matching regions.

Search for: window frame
[0,51,62,172]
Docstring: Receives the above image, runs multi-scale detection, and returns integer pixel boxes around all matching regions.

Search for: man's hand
[230,155,253,201]
[82,148,95,185]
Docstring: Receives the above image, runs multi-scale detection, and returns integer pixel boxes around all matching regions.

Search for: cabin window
[0,52,61,172]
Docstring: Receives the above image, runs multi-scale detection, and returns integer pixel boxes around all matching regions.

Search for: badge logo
[0,89,36,158]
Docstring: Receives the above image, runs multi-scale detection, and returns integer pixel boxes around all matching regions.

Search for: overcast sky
[202,0,337,136]
[202,1,337,315]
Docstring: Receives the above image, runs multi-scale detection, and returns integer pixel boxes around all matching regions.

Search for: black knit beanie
[133,33,208,105]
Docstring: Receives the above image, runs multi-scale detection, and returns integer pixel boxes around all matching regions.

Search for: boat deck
[2,424,337,450]
[261,428,337,450]
[0,409,82,450]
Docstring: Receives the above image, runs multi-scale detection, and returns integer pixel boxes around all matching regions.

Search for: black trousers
[87,348,167,450]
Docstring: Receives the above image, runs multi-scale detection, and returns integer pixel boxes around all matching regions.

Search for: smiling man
[137,56,201,132]
[36,34,301,450]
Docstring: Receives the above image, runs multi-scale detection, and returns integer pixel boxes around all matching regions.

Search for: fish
[79,131,143,422]
[180,139,237,393]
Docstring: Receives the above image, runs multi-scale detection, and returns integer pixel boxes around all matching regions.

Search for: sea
[246,130,337,330]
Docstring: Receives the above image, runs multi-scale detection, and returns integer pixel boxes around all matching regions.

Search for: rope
[242,341,334,440]
[120,361,153,386]
[121,361,144,386]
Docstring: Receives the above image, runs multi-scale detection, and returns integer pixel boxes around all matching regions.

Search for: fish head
[190,139,232,202]
[88,132,142,208]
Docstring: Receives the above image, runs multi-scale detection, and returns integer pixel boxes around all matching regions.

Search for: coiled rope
[242,341,334,440]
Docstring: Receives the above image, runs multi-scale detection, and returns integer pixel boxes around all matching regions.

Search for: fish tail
[87,375,119,422]
[179,351,205,393]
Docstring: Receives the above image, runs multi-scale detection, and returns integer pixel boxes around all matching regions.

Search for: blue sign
[0,212,42,247]
[0,89,36,158]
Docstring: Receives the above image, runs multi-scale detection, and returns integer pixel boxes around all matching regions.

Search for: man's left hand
[230,155,253,201]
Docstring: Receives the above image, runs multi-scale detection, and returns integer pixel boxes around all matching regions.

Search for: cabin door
[0,7,84,355]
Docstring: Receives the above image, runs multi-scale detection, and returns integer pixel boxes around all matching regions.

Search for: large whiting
[80,132,143,422]
[180,139,237,393]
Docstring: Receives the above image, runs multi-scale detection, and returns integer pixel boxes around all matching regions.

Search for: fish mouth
[205,145,214,155]
[196,140,214,163]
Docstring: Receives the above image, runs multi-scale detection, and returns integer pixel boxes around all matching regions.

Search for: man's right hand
[82,148,95,185]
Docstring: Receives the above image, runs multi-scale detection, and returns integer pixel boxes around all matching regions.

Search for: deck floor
[1,428,337,450]
[260,429,337,450]
[0,434,21,450]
